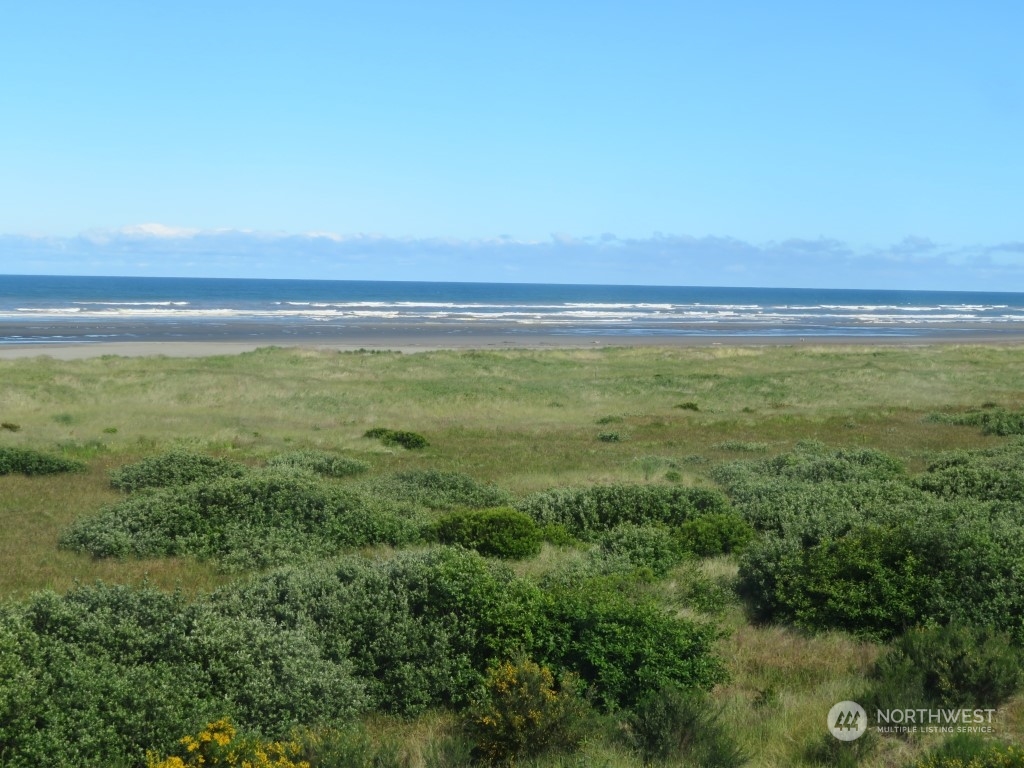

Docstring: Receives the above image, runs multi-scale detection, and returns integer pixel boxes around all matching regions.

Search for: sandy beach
[3,328,1024,360]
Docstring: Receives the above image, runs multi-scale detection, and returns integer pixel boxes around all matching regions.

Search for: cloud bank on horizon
[3,226,1022,293]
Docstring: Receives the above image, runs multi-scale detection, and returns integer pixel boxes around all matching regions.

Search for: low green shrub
[0,446,85,476]
[61,472,424,570]
[675,402,699,411]
[909,735,1024,768]
[433,507,542,559]
[928,408,1024,436]
[538,576,727,710]
[358,469,511,510]
[465,658,589,765]
[517,484,730,539]
[597,431,621,442]
[0,583,365,768]
[675,512,754,556]
[362,428,429,449]
[212,548,545,716]
[915,441,1024,502]
[871,625,1022,711]
[266,450,369,478]
[713,440,768,452]
[596,523,685,577]
[109,450,248,491]
[628,685,746,767]
[1,421,20,432]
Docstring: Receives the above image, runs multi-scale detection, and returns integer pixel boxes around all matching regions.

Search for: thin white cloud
[0,226,1022,292]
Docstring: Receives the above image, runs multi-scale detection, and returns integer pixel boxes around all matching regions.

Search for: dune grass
[2,342,1024,765]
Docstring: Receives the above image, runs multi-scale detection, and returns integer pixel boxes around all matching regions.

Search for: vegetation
[0,446,85,475]
[3,343,1024,766]
[432,507,543,559]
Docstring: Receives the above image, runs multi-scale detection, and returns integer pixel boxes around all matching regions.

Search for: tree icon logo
[828,701,867,741]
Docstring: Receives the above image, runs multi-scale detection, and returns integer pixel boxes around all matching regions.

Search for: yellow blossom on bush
[146,718,309,768]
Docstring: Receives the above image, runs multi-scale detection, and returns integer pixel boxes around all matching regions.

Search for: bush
[871,625,1022,710]
[0,446,85,476]
[537,577,727,710]
[433,508,542,559]
[517,484,731,539]
[929,408,1024,436]
[362,428,429,449]
[628,685,746,767]
[266,450,369,478]
[596,524,685,577]
[147,718,310,768]
[465,658,589,765]
[597,431,621,442]
[0,583,365,767]
[1,421,20,431]
[909,735,1024,768]
[61,471,424,570]
[212,548,545,716]
[110,450,248,491]
[359,469,511,510]
[675,512,754,556]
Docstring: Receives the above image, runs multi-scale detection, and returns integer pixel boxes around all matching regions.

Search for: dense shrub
[147,718,310,768]
[362,427,429,449]
[537,576,727,710]
[596,523,684,577]
[212,548,545,715]
[675,512,754,556]
[0,446,85,476]
[517,484,730,539]
[871,625,1022,710]
[909,735,1024,768]
[433,507,542,559]
[110,450,248,491]
[0,584,364,768]
[359,469,511,510]
[720,443,1024,639]
[915,441,1024,502]
[266,450,369,478]
[929,408,1024,436]
[465,658,589,765]
[61,472,424,570]
[628,685,746,767]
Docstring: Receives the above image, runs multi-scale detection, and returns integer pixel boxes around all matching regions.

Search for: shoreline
[4,329,1024,360]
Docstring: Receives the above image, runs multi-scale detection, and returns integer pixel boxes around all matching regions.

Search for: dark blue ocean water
[3,274,1024,344]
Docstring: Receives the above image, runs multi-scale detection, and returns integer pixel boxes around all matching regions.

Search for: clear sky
[1,1,1022,289]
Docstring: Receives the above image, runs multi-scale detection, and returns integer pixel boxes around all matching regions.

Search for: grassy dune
[1,343,1023,767]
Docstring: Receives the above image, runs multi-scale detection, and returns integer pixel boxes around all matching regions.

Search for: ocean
[2,274,1024,345]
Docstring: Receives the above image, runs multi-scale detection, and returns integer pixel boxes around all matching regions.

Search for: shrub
[0,583,365,767]
[675,402,699,411]
[871,625,1022,710]
[517,484,730,539]
[675,512,754,556]
[538,577,727,710]
[596,523,684,577]
[266,450,369,478]
[713,440,768,452]
[597,431,621,442]
[0,446,85,475]
[929,408,1024,436]
[61,472,424,570]
[212,548,545,716]
[465,658,589,765]
[147,718,310,768]
[628,685,746,767]
[359,469,511,510]
[362,428,429,449]
[1,421,20,431]
[433,507,542,559]
[110,450,247,491]
[909,735,1024,768]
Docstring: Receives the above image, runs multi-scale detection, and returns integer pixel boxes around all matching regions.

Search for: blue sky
[1,1,1022,289]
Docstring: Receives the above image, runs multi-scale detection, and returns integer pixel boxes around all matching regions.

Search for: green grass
[2,343,1024,766]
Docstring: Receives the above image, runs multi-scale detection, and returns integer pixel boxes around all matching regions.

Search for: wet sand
[2,325,1024,360]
